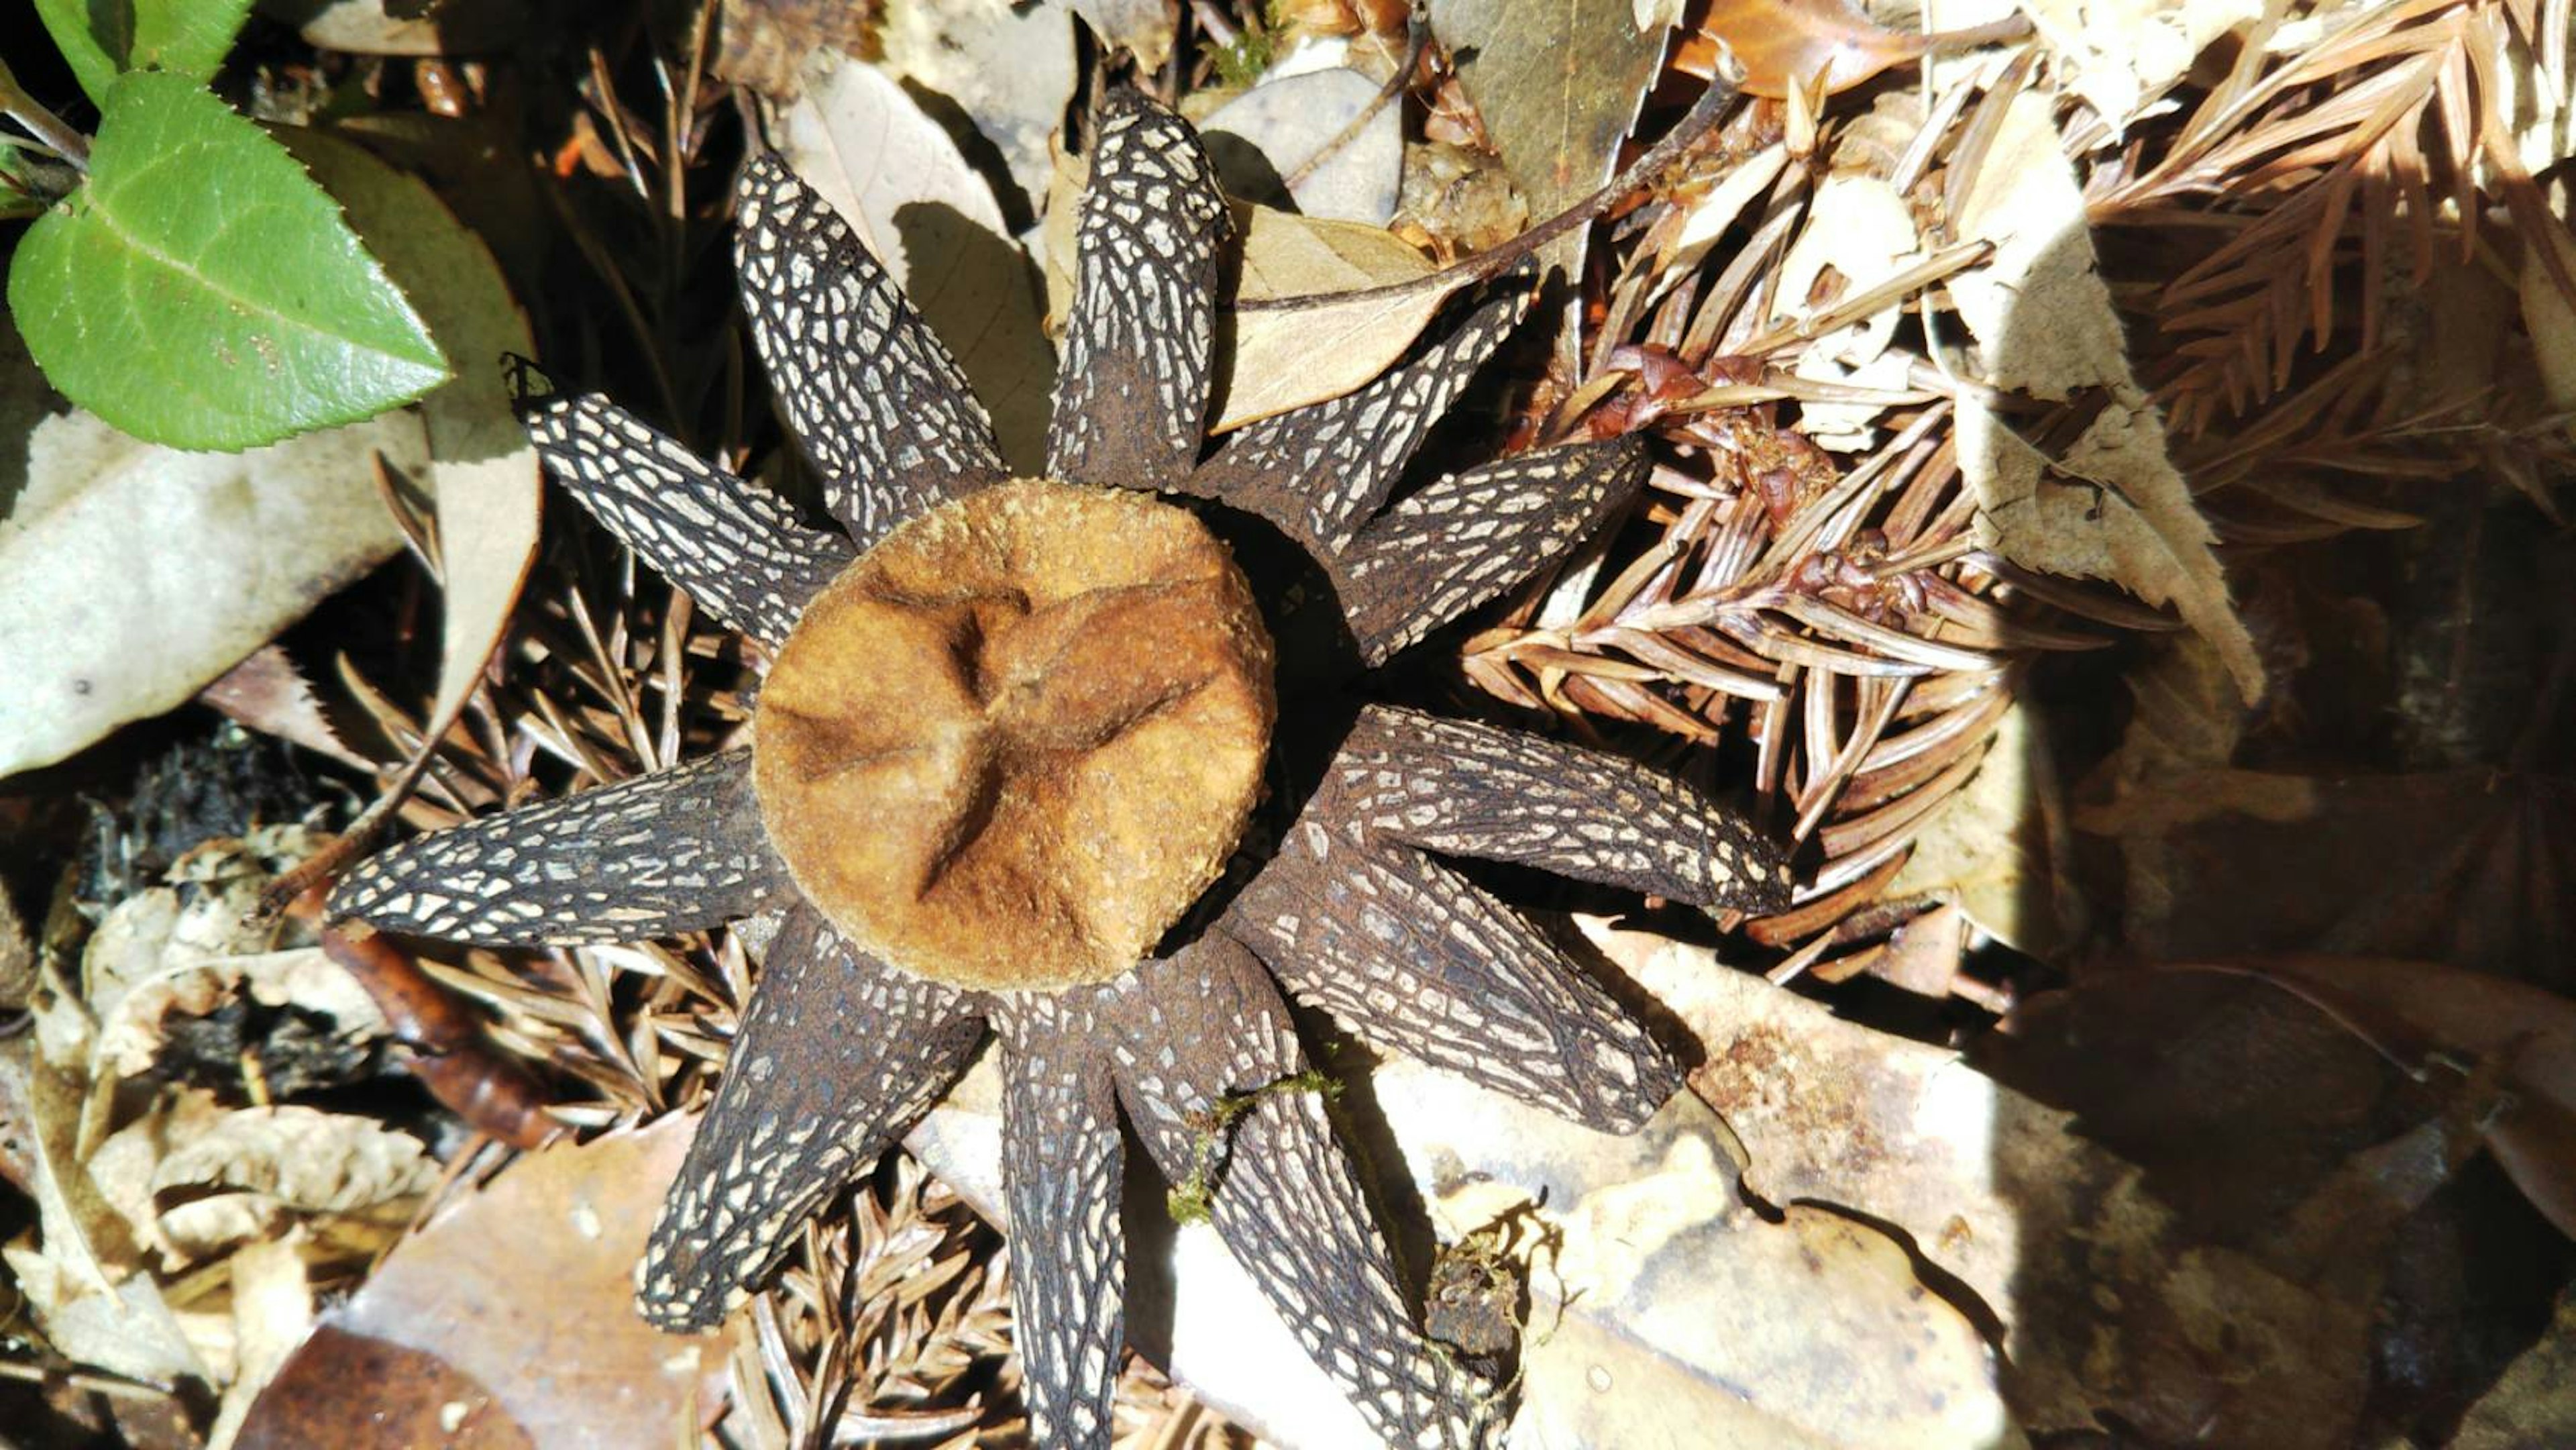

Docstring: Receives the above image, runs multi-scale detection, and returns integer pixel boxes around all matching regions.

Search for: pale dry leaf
[879,0,1079,216]
[2454,1286,2576,1449]
[1591,920,2098,1431]
[150,1104,437,1264]
[1203,66,1405,225]
[241,1113,729,1449]
[782,56,1058,470]
[1431,0,1672,274]
[1949,92,2261,701]
[904,1023,2023,1449]
[288,130,542,760]
[0,407,428,778]
[1219,205,1456,429]
[0,870,32,1010]
[1395,1070,2025,1450]
[0,1036,206,1386]
[2521,219,2576,424]
[267,0,523,56]
[1889,701,2080,955]
[1066,0,1177,72]
[2013,0,2261,125]
[207,1232,317,1450]
[2498,23,2576,181]
[1948,91,2127,399]
[1652,142,1791,304]
[1774,172,1921,367]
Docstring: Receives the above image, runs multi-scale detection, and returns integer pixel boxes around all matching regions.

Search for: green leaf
[34,0,122,104]
[9,72,449,452]
[34,0,252,102]
[132,0,255,82]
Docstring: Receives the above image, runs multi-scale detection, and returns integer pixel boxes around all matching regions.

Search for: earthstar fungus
[331,89,1789,1449]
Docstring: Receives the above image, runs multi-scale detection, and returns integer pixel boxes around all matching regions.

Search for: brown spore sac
[753,480,1275,990]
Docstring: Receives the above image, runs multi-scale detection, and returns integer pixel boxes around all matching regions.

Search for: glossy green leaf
[34,0,253,102]
[132,0,255,82]
[9,72,449,452]
[34,0,121,103]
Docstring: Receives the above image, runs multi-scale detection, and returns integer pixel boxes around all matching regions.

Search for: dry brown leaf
[197,645,371,773]
[1950,91,2261,702]
[0,406,427,778]
[2229,955,2576,1238]
[239,1326,535,1450]
[2015,0,2261,123]
[1432,0,1670,272]
[784,56,1059,470]
[1701,0,1953,99]
[1219,206,1454,429]
[1976,970,2512,1445]
[238,1113,727,1449]
[1888,701,2081,956]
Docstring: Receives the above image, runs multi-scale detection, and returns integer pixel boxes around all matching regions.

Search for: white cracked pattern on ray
[525,395,853,646]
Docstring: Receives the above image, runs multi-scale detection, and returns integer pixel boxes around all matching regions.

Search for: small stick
[0,56,89,170]
[1236,72,1741,313]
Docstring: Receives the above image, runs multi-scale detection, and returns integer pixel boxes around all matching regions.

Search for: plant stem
[0,57,90,172]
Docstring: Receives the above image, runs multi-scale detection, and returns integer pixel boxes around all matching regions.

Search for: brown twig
[1236,72,1739,311]
[320,917,560,1149]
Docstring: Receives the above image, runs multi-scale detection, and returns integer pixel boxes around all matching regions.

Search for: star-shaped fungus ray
[1188,278,1533,556]
[329,752,793,945]
[1228,705,1792,1131]
[331,83,1790,1450]
[1100,936,1485,1447]
[639,903,985,1330]
[735,152,1009,543]
[1334,438,1650,666]
[521,394,853,645]
[1048,89,1232,491]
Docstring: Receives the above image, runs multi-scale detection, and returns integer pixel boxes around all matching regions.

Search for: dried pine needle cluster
[332,93,1788,1449]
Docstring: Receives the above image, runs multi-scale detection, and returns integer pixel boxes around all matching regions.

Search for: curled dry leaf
[782,54,1058,469]
[239,1114,729,1449]
[0,406,427,778]
[287,129,542,777]
[0,1035,208,1389]
[1949,90,2263,702]
[1219,206,1456,429]
[142,1098,437,1265]
[1887,700,2081,957]
[1203,65,1405,225]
